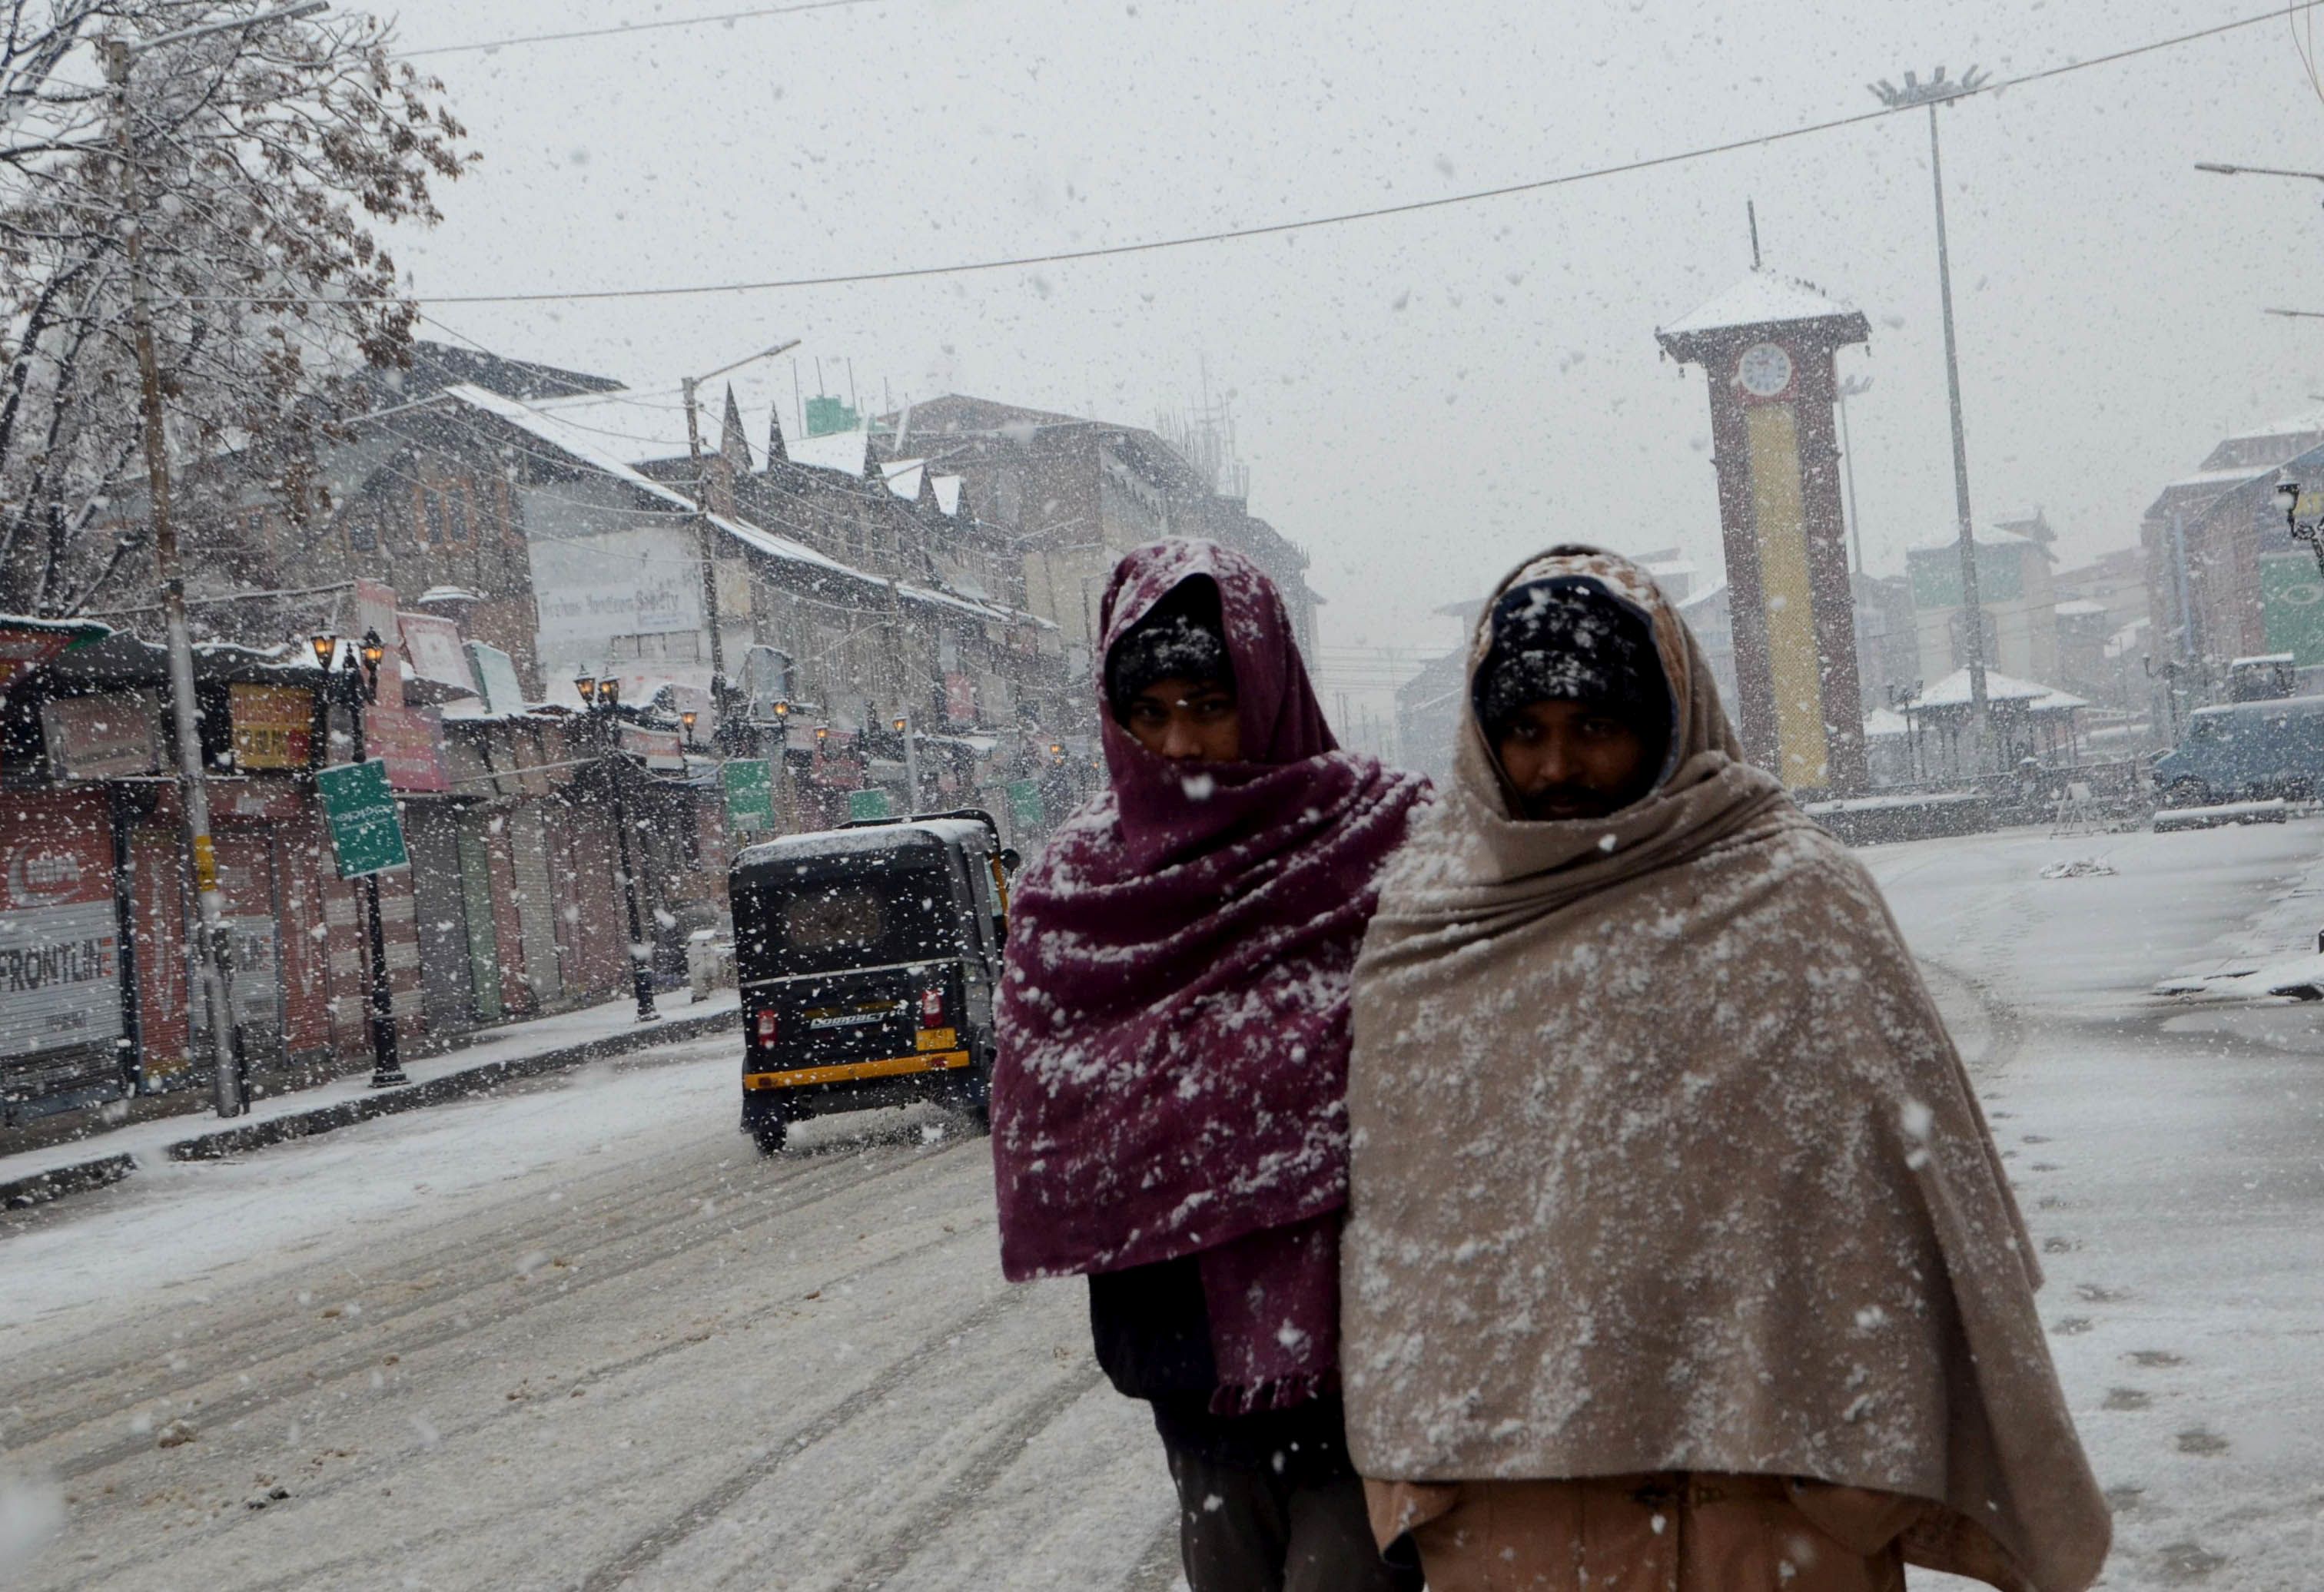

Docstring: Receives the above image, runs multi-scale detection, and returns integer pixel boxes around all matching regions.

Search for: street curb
[1,1008,739,1209]
[0,1153,135,1210]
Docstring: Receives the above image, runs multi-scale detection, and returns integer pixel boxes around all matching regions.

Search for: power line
[173,0,2324,310]
[399,0,899,61]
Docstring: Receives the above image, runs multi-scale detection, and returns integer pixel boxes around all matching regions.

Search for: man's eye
[1194,699,1235,719]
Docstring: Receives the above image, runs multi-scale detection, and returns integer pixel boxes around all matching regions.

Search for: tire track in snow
[814,1361,1111,1591]
[68,1208,999,1589]
[571,1283,1041,1592]
[9,1133,979,1480]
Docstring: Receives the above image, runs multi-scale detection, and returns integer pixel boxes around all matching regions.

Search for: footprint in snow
[2103,1387,2153,1411]
[2176,1428,2230,1456]
[2127,1349,2186,1368]
[2075,1283,2132,1304]
[2154,1540,2228,1583]
[2052,1316,2096,1335]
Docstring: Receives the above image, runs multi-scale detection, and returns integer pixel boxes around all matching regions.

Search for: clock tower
[1657,269,1872,795]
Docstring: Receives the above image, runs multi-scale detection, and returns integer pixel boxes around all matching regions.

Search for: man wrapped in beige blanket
[1341,546,2110,1591]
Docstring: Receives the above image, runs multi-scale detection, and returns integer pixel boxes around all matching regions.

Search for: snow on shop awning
[1900,668,2087,713]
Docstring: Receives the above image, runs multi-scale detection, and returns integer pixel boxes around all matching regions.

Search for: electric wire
[160,0,2324,309]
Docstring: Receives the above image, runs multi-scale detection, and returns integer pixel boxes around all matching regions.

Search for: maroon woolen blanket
[991,539,1429,1412]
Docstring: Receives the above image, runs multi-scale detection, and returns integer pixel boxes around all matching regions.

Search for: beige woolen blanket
[1341,547,2109,1592]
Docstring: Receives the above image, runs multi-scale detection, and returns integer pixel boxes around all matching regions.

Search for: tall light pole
[575,671,659,1023]
[1835,373,1874,574]
[679,339,798,753]
[1872,65,1991,773]
[893,712,922,814]
[103,2,328,1115]
[312,630,407,1086]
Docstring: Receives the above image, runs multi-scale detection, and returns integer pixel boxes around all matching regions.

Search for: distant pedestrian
[991,539,1429,1592]
[1340,546,2111,1591]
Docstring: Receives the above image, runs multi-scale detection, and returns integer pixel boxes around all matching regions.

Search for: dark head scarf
[1105,578,1233,722]
[991,539,1429,1412]
[1473,575,1670,744]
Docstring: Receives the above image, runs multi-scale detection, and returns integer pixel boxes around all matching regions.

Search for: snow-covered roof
[931,476,963,516]
[882,459,926,500]
[1908,524,2036,554]
[1659,268,1859,337]
[1863,706,1911,738]
[788,426,870,478]
[1902,668,2078,710]
[2053,598,2109,617]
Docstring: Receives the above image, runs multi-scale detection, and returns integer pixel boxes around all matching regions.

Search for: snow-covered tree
[0,1,469,615]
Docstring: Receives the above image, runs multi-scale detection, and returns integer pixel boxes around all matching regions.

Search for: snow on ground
[3,821,2322,1587]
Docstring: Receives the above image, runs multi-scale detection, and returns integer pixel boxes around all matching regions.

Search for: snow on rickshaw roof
[732,817,994,874]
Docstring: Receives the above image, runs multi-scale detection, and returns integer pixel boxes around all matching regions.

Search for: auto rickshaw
[729,809,1018,1154]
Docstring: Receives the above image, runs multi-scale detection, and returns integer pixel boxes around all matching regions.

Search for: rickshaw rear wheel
[750,1116,788,1156]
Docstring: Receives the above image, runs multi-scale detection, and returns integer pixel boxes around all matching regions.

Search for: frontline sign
[0,808,123,1064]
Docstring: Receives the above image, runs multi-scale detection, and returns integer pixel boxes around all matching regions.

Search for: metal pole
[680,377,731,752]
[106,41,241,1116]
[347,666,406,1085]
[899,713,921,814]
[1927,100,1990,773]
[1838,385,1867,575]
[603,717,658,1022]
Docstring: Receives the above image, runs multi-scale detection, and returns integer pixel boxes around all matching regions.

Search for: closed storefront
[454,808,503,1025]
[506,802,564,1007]
[405,804,476,1036]
[0,791,128,1123]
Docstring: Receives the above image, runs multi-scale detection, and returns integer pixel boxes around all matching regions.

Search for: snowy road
[5,819,2323,1589]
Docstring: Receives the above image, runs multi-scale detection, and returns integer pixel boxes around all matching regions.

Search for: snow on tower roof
[1659,267,1860,337]
[788,426,869,478]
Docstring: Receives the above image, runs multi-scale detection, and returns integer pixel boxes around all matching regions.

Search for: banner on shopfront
[42,690,161,780]
[365,704,449,793]
[229,683,314,771]
[619,724,686,771]
[397,611,471,692]
[317,759,409,879]
[0,807,123,1062]
[848,788,892,821]
[1006,779,1044,834]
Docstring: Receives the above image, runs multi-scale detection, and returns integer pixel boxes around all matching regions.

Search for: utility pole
[893,712,922,814]
[1836,374,1872,574]
[1873,65,1992,774]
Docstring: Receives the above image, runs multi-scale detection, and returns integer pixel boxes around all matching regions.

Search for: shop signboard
[848,788,892,821]
[42,690,161,780]
[366,704,450,793]
[229,682,314,771]
[722,758,776,830]
[0,808,123,1064]
[466,641,526,715]
[619,724,686,771]
[944,672,976,725]
[0,621,95,693]
[317,759,409,879]
[398,611,472,692]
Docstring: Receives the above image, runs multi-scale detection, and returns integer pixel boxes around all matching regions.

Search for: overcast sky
[380,0,2324,708]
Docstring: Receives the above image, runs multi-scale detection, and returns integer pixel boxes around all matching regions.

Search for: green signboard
[847,788,893,821]
[2261,553,2324,665]
[317,758,408,879]
[1006,778,1044,833]
[722,758,776,831]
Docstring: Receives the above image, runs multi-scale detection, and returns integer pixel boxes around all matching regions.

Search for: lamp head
[574,672,596,706]
[892,715,908,734]
[772,699,790,717]
[309,634,334,671]
[359,628,385,671]
[815,725,829,742]
[2279,480,2302,517]
[681,709,698,735]
[596,678,619,708]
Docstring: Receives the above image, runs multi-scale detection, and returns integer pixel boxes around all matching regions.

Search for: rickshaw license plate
[915,1027,957,1052]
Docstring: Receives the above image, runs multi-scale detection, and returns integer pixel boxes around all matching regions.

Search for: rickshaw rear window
[735,862,958,977]
[783,886,885,950]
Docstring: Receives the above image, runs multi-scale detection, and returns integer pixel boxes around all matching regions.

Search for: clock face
[1736,341,1794,399]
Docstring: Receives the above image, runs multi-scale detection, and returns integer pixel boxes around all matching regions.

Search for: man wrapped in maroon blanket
[989,539,1431,1591]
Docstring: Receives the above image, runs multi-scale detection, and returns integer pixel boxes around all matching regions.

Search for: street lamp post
[1872,65,1992,774]
[892,713,921,815]
[314,630,407,1087]
[1836,374,1872,574]
[576,672,659,1023]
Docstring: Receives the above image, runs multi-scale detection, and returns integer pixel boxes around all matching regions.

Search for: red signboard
[0,793,121,1063]
[365,704,449,793]
[0,625,78,694]
[944,672,976,725]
